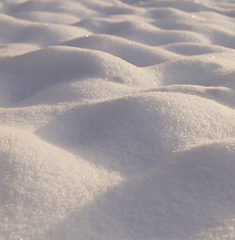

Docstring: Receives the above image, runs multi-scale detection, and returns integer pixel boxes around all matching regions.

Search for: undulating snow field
[1,0,235,239]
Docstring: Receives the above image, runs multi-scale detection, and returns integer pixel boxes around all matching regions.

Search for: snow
[1,0,235,239]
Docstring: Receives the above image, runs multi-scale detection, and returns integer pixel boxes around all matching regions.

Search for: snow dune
[1,0,235,239]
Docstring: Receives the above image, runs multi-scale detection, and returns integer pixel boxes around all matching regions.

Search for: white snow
[1,0,235,239]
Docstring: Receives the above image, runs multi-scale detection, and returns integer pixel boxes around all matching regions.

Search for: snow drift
[1,0,235,239]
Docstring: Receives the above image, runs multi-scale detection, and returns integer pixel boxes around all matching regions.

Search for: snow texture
[1,0,235,239]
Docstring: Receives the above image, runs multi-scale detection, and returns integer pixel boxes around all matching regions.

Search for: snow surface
[1,0,235,239]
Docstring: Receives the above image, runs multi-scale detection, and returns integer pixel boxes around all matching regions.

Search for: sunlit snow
[1,0,235,239]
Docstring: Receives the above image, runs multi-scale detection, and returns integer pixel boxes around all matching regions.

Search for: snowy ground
[1,0,235,239]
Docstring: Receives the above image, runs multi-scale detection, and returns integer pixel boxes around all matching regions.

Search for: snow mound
[1,0,235,239]
[0,126,122,239]
[45,141,235,240]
